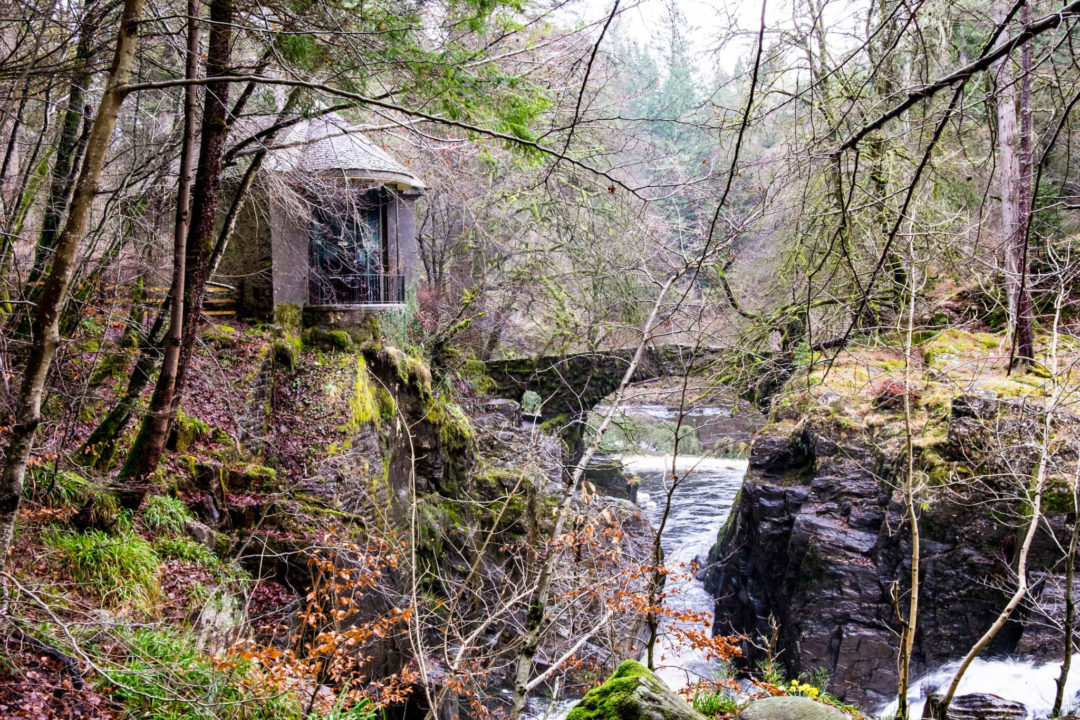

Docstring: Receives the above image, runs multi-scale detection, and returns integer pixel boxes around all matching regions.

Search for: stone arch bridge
[483,345,728,422]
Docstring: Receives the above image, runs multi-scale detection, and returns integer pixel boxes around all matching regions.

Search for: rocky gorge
[699,331,1080,715]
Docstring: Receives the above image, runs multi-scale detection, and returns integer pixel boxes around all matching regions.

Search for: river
[534,405,1080,719]
[620,454,748,691]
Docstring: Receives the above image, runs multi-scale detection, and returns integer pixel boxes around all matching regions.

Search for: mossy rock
[424,394,477,459]
[272,337,301,372]
[202,324,237,348]
[88,352,132,386]
[566,660,707,720]
[921,329,1001,369]
[381,346,432,396]
[305,327,352,351]
[274,304,303,333]
[182,461,278,498]
[173,411,212,452]
[739,696,846,720]
[227,464,278,493]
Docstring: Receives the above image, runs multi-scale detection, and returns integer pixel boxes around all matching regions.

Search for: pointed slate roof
[266,113,424,190]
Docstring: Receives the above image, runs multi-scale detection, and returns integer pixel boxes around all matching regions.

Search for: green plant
[143,495,193,534]
[155,536,217,566]
[381,283,422,352]
[24,467,92,507]
[104,629,303,719]
[521,390,541,414]
[803,667,830,693]
[45,529,160,609]
[317,695,380,720]
[691,688,738,717]
[756,657,785,687]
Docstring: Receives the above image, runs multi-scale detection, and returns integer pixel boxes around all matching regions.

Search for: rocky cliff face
[704,387,1080,711]
[176,330,658,713]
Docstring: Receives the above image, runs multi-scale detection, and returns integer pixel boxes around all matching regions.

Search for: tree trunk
[113,0,199,509]
[26,1,96,291]
[996,0,1034,366]
[0,0,146,574]
[932,274,1062,719]
[1013,1,1035,364]
[1052,494,1078,717]
[896,233,920,720]
[75,88,298,471]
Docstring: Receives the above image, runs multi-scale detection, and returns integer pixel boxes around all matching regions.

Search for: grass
[24,467,92,507]
[143,494,193,535]
[104,628,303,720]
[691,688,739,717]
[155,536,217,565]
[44,528,161,610]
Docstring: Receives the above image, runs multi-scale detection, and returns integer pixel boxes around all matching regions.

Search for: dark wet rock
[586,455,639,502]
[705,397,1080,711]
[922,693,1027,720]
[483,398,522,426]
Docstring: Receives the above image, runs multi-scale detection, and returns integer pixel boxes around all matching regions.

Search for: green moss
[173,410,211,452]
[202,324,237,348]
[460,358,496,394]
[539,414,569,433]
[228,464,277,493]
[425,395,477,457]
[342,356,387,434]
[921,329,1001,368]
[565,660,675,720]
[305,327,353,351]
[1044,487,1078,514]
[88,352,132,386]
[475,467,531,499]
[382,347,432,396]
[272,336,301,372]
[274,303,303,333]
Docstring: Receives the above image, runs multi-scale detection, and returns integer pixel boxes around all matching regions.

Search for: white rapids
[878,654,1080,719]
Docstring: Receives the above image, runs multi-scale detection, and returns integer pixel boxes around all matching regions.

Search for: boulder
[921,693,1028,720]
[740,697,847,720]
[183,518,217,550]
[585,455,639,502]
[483,398,522,426]
[565,660,705,720]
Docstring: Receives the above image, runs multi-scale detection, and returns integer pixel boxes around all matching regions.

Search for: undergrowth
[103,628,303,720]
[44,528,161,610]
[143,494,194,535]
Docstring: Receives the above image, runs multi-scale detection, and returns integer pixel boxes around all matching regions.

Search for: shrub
[45,529,160,610]
[143,494,193,535]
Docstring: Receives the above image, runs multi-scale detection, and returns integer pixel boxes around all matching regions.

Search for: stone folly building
[216,113,424,324]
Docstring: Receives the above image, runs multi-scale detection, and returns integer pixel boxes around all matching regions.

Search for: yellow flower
[808,688,820,698]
